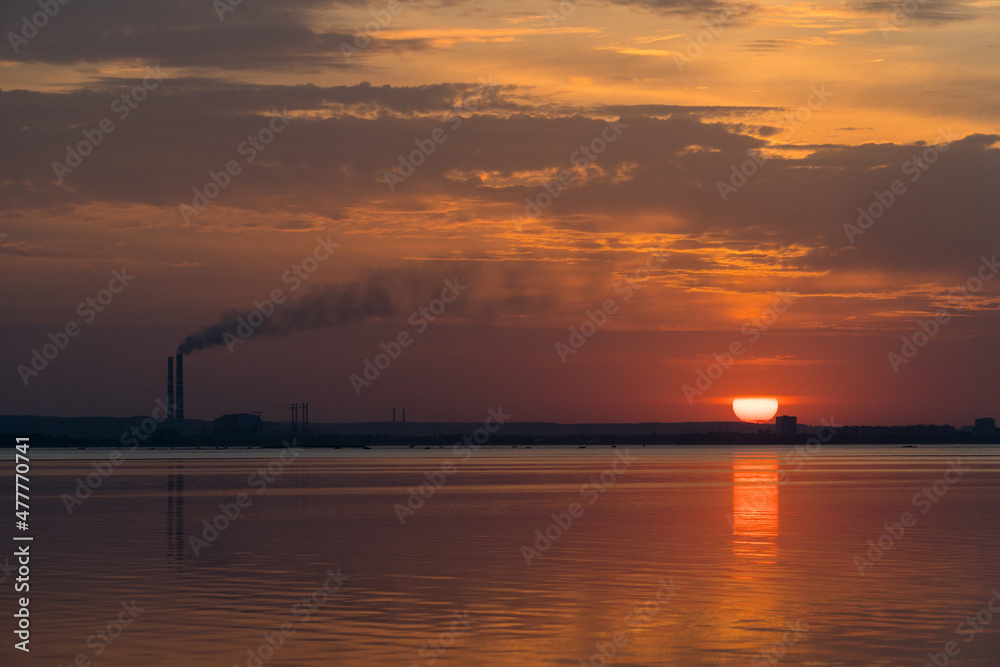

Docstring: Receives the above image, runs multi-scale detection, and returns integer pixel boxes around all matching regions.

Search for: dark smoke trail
[176,273,397,355]
[174,262,562,356]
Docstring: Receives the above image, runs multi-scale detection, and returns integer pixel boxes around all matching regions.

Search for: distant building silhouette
[776,415,797,437]
[974,418,996,439]
[213,413,262,437]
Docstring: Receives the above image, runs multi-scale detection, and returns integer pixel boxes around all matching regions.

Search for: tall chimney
[393,408,396,423]
[167,357,175,419]
[175,354,185,420]
[402,408,405,423]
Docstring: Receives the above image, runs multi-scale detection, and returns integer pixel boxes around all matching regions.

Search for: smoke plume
[174,261,566,356]
[176,271,401,355]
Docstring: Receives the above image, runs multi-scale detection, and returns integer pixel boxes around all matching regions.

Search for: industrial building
[167,354,185,419]
[974,417,997,439]
[775,415,797,437]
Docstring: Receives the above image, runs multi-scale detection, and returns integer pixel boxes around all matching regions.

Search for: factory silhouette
[0,353,996,448]
[93,353,993,449]
[166,355,184,420]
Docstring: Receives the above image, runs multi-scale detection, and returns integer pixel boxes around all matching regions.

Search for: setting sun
[732,397,779,423]
[3,0,999,662]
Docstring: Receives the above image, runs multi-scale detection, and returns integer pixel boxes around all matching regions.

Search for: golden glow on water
[732,455,779,563]
[18,448,1000,665]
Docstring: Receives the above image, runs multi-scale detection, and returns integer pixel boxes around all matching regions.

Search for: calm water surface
[4,445,1000,665]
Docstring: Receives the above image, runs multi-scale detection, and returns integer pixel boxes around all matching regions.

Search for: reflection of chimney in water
[167,357,174,419]
[175,354,184,420]
[167,462,184,570]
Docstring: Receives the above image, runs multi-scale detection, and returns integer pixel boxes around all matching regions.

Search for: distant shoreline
[16,442,1000,462]
[3,415,998,448]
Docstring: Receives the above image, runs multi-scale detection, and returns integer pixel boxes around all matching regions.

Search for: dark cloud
[853,0,978,22]
[606,0,756,17]
[594,104,778,118]
[2,78,999,282]
[0,77,515,211]
[0,0,770,71]
[742,39,800,52]
[0,0,428,68]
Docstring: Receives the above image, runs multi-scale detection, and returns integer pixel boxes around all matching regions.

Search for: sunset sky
[2,0,999,425]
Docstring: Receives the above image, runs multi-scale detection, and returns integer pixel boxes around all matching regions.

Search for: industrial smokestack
[167,357,175,419]
[175,354,184,420]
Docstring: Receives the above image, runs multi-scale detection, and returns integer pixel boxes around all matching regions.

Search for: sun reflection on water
[732,455,779,563]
